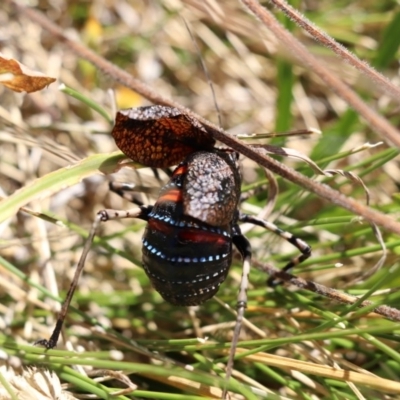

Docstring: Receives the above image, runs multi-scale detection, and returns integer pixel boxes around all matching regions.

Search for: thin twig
[256,260,400,322]
[269,0,400,105]
[240,0,400,149]
[11,2,400,236]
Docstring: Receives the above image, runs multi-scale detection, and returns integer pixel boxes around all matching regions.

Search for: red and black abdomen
[141,150,240,306]
[142,218,233,305]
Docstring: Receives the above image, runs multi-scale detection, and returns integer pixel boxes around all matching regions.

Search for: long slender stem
[10,1,400,236]
[240,0,400,148]
[256,259,400,322]
[269,0,400,105]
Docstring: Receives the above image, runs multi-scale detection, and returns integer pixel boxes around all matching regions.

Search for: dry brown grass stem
[258,261,400,322]
[10,1,400,237]
[269,0,400,104]
[240,0,400,148]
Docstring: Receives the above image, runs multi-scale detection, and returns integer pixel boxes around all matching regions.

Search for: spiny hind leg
[36,206,151,349]
[238,213,311,286]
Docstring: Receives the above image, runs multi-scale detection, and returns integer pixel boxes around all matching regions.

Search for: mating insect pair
[37,105,312,397]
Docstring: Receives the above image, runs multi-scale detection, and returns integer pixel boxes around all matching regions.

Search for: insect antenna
[182,16,222,127]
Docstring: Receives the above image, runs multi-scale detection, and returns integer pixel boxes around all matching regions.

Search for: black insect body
[142,150,242,306]
[37,105,312,399]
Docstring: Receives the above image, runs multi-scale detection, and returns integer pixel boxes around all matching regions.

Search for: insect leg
[238,213,311,286]
[35,206,151,349]
[221,229,252,399]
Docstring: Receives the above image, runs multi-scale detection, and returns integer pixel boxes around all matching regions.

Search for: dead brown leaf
[0,53,56,93]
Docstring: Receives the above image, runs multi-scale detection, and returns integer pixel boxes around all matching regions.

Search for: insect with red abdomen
[140,150,242,305]
[37,105,311,398]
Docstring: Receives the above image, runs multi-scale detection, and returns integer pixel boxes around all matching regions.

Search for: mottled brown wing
[182,151,241,227]
[112,105,215,168]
